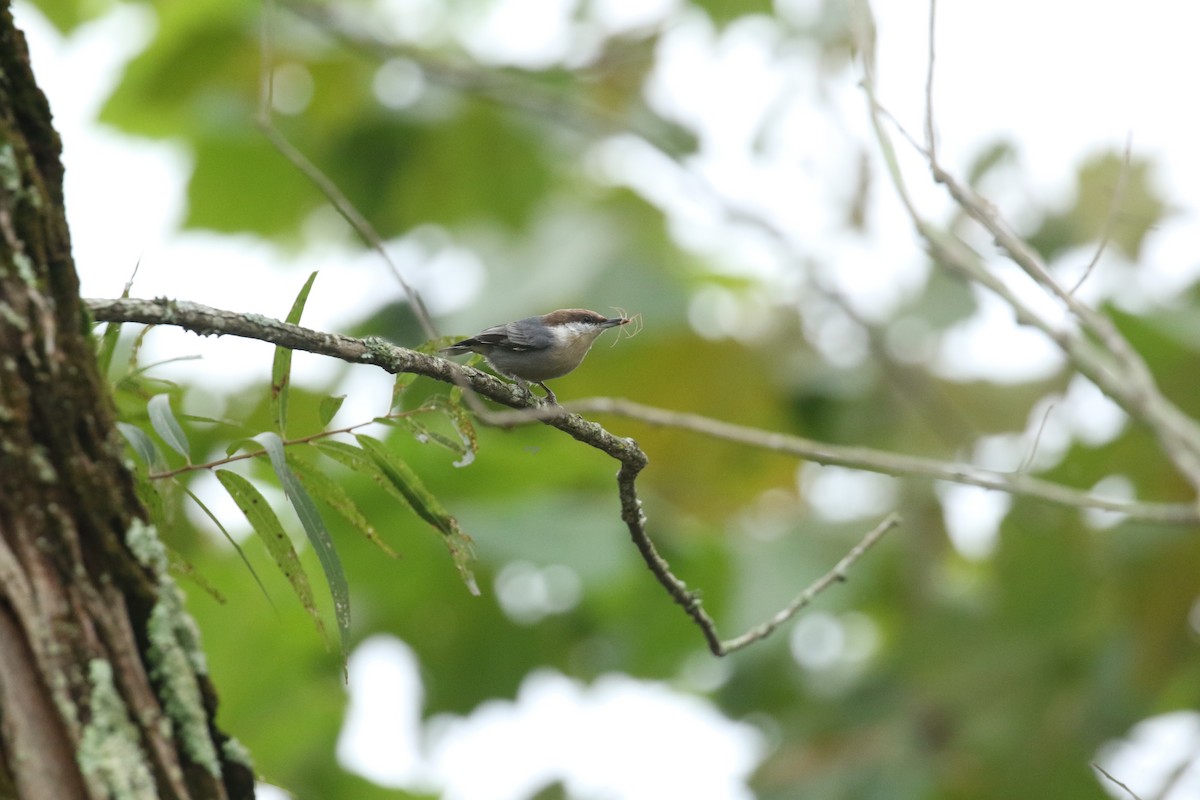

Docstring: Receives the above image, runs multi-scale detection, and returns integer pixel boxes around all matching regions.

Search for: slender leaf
[354,435,454,534]
[256,431,350,655]
[129,464,166,525]
[313,439,401,496]
[314,439,479,594]
[126,354,203,381]
[271,271,318,434]
[411,394,478,467]
[287,451,398,558]
[125,323,155,379]
[117,421,162,467]
[443,388,478,467]
[318,394,346,427]
[356,434,478,595]
[167,550,227,605]
[391,372,418,409]
[96,321,123,380]
[215,469,327,643]
[181,484,274,610]
[179,412,246,430]
[405,418,469,457]
[147,394,190,461]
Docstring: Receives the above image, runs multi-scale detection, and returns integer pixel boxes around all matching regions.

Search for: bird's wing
[469,319,546,351]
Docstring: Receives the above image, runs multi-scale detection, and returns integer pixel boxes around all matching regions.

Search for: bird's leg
[536,381,559,405]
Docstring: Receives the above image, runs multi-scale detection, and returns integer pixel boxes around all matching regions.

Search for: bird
[441,309,630,404]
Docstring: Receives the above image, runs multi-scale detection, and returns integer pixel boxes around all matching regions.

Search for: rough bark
[0,5,253,798]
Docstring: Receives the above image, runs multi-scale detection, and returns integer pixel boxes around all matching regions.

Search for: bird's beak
[602,317,629,328]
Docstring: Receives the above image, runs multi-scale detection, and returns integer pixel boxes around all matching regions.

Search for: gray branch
[89,295,897,655]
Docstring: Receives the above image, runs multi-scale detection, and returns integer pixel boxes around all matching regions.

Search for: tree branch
[87,296,1198,656]
[859,2,1200,502]
[88,296,899,654]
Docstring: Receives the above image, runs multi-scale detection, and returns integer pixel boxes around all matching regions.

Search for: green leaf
[126,354,203,382]
[181,485,274,610]
[314,439,479,595]
[95,321,122,381]
[256,432,351,656]
[272,271,319,435]
[117,421,163,468]
[437,390,478,468]
[125,324,155,381]
[167,550,227,605]
[391,372,418,409]
[147,394,191,461]
[405,419,467,454]
[355,435,478,595]
[215,469,327,644]
[287,451,399,558]
[318,394,347,427]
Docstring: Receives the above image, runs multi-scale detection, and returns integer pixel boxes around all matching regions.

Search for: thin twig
[570,398,1196,524]
[1092,762,1144,800]
[718,514,899,654]
[924,0,938,160]
[1151,749,1199,800]
[78,298,967,654]
[98,297,881,653]
[146,411,426,481]
[87,298,1200,527]
[256,0,438,340]
[1017,401,1056,474]
[858,9,1200,501]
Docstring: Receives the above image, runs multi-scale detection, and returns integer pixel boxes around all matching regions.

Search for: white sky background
[14,0,1200,797]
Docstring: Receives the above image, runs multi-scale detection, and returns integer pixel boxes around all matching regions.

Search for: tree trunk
[0,5,253,798]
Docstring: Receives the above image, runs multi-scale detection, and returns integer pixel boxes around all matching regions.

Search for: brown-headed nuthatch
[441,309,630,404]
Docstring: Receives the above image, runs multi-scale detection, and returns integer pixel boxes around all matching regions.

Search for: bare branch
[924,0,938,160]
[858,16,1200,501]
[90,297,899,654]
[717,513,899,654]
[86,298,1199,526]
[571,398,1197,525]
[257,0,438,340]
[1092,762,1144,800]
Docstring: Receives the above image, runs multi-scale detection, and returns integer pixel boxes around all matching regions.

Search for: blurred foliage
[1028,151,1170,264]
[34,0,1200,797]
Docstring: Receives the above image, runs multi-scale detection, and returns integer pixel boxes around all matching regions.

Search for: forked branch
[88,296,901,654]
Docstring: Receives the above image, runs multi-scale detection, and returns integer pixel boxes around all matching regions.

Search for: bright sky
[15,1,1200,797]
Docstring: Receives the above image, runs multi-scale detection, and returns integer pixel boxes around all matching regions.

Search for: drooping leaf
[215,469,327,645]
[272,271,319,435]
[256,432,351,656]
[355,434,478,595]
[435,390,478,467]
[167,550,227,605]
[181,484,274,610]
[314,439,479,595]
[287,450,399,558]
[147,394,191,461]
[117,421,163,468]
[391,372,418,409]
